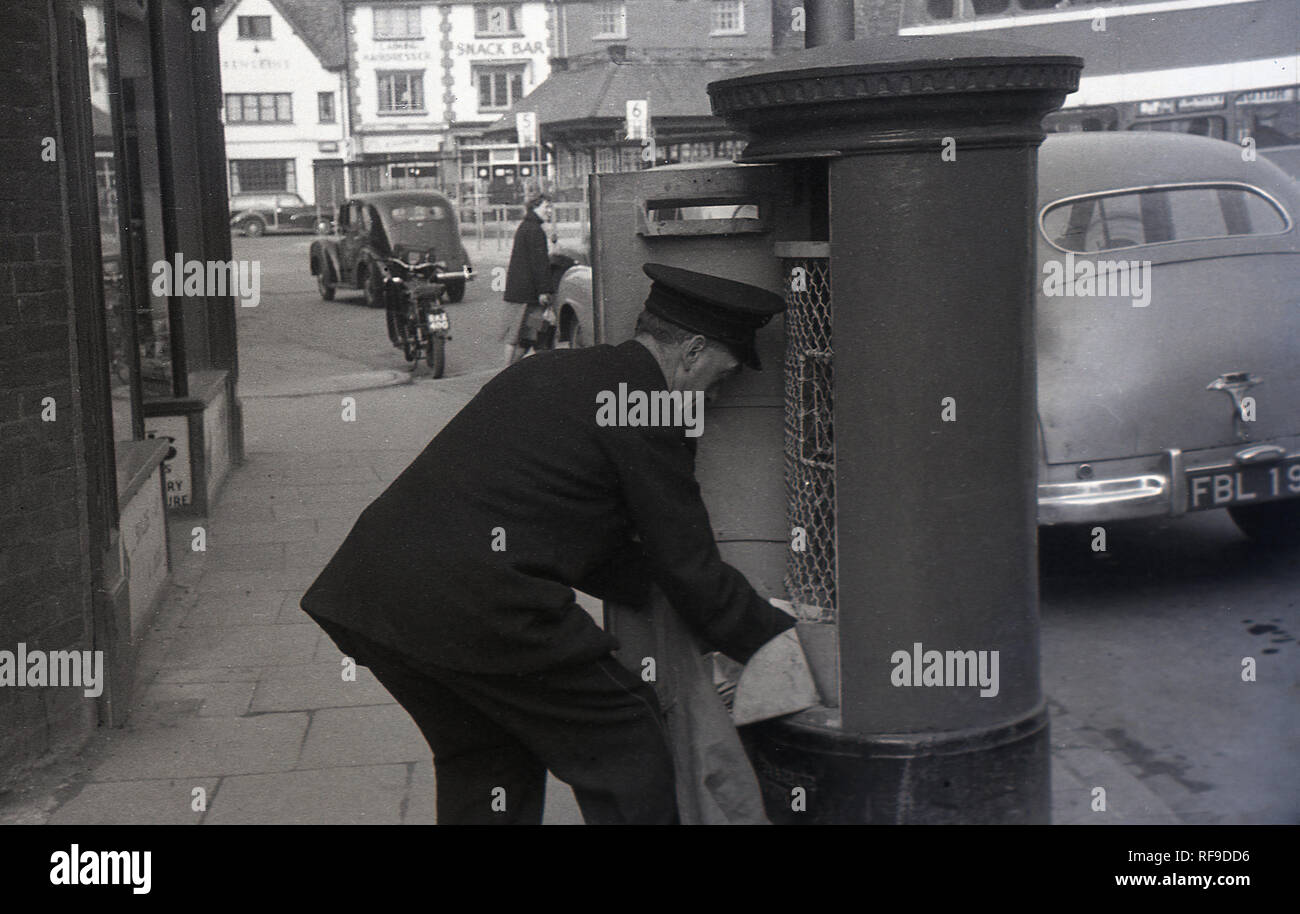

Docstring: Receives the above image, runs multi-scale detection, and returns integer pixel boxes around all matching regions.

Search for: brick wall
[0,0,99,788]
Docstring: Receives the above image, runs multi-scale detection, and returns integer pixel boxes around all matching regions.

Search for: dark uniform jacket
[503,210,553,305]
[301,340,795,674]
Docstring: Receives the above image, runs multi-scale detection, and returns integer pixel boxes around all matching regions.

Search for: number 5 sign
[626,100,648,141]
[515,111,537,147]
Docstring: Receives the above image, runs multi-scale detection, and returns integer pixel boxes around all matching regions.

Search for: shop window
[229,159,297,194]
[593,2,627,39]
[474,65,525,112]
[378,71,425,113]
[237,15,271,39]
[225,93,293,124]
[1235,86,1299,149]
[318,91,335,123]
[373,6,421,40]
[710,0,745,35]
[476,4,521,36]
[1128,116,1227,141]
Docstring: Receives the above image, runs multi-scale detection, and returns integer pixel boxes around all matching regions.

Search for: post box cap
[642,263,785,370]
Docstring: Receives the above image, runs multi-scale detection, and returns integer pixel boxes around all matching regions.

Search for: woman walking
[501,188,555,366]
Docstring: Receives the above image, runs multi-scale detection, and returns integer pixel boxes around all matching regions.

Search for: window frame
[472,63,526,113]
[372,5,423,40]
[318,91,336,124]
[229,159,297,195]
[237,15,272,39]
[376,70,427,114]
[224,92,294,125]
[710,0,745,36]
[591,1,627,39]
[475,4,523,37]
[1039,181,1293,254]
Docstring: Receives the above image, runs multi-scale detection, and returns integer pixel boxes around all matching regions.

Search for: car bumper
[1037,436,1300,525]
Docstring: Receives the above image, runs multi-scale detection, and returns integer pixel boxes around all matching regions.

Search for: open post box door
[590,162,794,631]
[590,161,818,823]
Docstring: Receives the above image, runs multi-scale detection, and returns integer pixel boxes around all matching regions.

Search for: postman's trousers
[314,618,677,825]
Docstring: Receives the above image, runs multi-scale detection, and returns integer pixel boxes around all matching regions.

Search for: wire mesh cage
[782,256,836,621]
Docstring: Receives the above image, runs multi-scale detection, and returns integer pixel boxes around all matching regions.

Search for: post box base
[741,704,1050,824]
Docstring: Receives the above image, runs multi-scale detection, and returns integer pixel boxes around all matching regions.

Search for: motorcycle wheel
[426,334,446,379]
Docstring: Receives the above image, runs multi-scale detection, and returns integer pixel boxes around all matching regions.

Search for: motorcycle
[381,247,472,379]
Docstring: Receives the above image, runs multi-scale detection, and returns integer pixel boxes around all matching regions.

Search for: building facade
[343,1,554,200]
[217,0,348,208]
[2,0,241,787]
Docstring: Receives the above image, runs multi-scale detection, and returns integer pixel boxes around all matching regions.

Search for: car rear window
[1041,183,1290,252]
[388,204,447,222]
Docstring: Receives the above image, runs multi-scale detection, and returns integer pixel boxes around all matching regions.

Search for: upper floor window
[711,0,745,35]
[318,92,336,124]
[374,5,422,40]
[593,1,627,39]
[377,71,425,113]
[225,93,293,124]
[237,15,272,39]
[476,4,521,36]
[474,64,525,112]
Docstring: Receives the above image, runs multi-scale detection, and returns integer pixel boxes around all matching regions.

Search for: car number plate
[1186,456,1300,511]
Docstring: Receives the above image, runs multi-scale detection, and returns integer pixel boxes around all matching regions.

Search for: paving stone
[202,541,286,572]
[298,704,429,769]
[153,665,270,684]
[178,590,285,628]
[205,765,406,825]
[162,623,321,669]
[250,665,395,712]
[89,714,309,781]
[1054,746,1183,824]
[139,680,256,718]
[195,568,318,593]
[47,778,219,825]
[208,518,320,545]
[403,761,436,824]
[258,465,381,487]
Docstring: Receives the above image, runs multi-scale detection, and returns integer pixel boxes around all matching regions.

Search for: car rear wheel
[316,261,336,301]
[241,217,266,238]
[1229,498,1300,547]
[442,278,465,303]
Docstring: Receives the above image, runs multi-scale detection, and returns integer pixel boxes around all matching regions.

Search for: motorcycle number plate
[427,312,449,331]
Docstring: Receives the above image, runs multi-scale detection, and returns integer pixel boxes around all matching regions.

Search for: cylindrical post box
[709,37,1083,824]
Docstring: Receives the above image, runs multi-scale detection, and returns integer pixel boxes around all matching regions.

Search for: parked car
[230,192,331,237]
[310,190,472,305]
[1035,131,1299,543]
[564,132,1300,543]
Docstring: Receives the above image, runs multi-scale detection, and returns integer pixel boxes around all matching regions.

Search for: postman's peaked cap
[641,263,785,369]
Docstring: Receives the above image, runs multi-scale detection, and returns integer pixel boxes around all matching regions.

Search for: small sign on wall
[144,415,191,510]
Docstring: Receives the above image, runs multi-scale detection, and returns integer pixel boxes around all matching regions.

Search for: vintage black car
[230,192,331,237]
[310,190,472,304]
